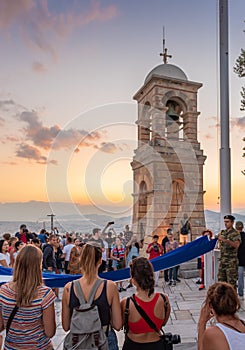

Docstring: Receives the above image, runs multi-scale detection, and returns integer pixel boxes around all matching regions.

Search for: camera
[161,332,181,350]
[108,221,114,225]
[153,243,159,252]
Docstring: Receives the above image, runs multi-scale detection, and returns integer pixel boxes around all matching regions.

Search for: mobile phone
[108,221,114,225]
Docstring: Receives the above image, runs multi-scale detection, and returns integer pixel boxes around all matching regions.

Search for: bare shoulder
[63,281,72,294]
[106,279,117,289]
[157,292,170,305]
[203,326,229,350]
[106,280,120,302]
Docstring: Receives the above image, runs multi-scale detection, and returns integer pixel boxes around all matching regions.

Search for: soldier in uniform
[217,215,241,290]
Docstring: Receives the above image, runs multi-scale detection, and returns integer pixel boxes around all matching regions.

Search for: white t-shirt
[102,240,108,261]
[63,244,75,261]
[0,253,10,267]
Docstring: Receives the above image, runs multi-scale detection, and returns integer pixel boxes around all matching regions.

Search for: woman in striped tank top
[0,245,56,349]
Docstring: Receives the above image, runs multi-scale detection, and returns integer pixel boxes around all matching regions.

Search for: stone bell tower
[131,58,206,240]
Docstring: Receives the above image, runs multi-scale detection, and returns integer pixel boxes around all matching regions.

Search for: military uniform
[218,227,241,289]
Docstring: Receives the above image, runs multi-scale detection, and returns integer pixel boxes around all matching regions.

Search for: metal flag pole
[219,0,231,227]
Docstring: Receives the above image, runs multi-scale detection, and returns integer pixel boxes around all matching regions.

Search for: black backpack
[180,220,189,235]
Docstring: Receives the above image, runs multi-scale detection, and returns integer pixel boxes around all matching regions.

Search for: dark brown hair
[206,282,240,316]
[130,257,154,297]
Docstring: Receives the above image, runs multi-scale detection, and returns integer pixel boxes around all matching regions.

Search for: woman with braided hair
[121,257,171,350]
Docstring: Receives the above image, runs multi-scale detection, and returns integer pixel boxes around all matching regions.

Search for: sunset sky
[0,0,245,218]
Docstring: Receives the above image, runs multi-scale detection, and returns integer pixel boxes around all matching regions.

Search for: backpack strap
[73,279,86,304]
[74,278,103,305]
[87,279,104,304]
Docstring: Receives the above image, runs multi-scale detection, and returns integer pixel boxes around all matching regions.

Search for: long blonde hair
[13,245,43,306]
[80,244,102,283]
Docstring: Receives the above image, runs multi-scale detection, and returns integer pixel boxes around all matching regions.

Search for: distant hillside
[0,201,131,221]
[205,210,245,234]
[0,201,245,235]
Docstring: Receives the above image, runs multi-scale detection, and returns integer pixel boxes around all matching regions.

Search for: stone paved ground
[51,274,245,350]
[2,275,243,349]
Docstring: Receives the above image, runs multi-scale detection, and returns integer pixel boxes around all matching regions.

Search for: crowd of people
[0,223,145,293]
[0,215,243,349]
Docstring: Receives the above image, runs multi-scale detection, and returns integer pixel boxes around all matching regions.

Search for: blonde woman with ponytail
[0,245,56,349]
[62,243,122,342]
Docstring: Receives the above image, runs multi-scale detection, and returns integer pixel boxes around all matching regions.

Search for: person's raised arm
[102,222,111,235]
[146,243,152,254]
[198,303,213,350]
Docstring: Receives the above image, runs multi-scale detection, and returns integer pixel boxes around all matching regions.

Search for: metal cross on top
[159,27,172,64]
[160,48,172,64]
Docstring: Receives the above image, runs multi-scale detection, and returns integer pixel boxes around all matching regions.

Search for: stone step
[179,269,199,279]
[178,259,199,279]
[179,259,198,271]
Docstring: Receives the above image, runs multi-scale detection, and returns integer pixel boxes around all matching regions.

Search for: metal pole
[219,0,231,227]
[47,214,55,232]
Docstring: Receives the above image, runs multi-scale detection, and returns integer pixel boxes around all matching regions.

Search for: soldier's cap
[235,221,244,229]
[224,214,235,221]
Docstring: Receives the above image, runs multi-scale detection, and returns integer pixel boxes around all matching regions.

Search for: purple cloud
[16,143,57,165]
[232,116,245,130]
[32,61,47,73]
[17,110,103,151]
[0,0,118,66]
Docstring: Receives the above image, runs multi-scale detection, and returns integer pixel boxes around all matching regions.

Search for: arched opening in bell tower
[165,99,184,139]
[139,102,151,145]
